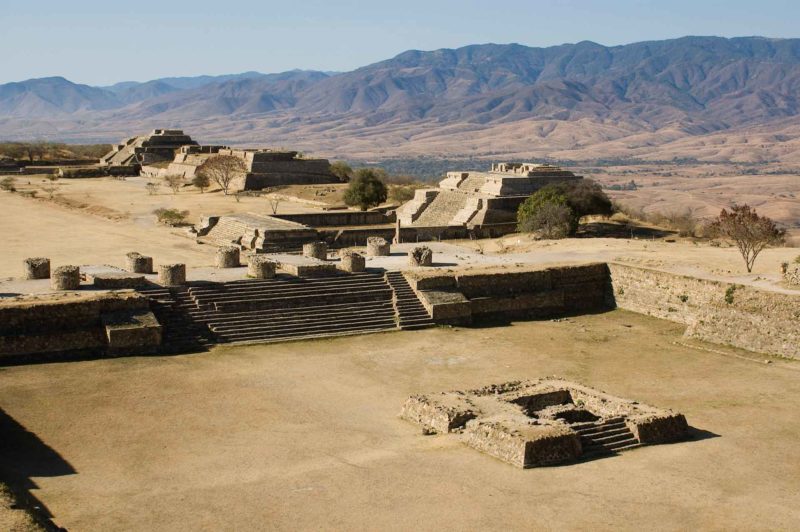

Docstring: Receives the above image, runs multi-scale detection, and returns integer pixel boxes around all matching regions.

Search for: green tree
[344,168,388,211]
[517,186,575,238]
[329,161,353,182]
[192,173,210,193]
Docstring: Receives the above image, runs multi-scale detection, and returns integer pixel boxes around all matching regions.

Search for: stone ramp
[140,272,434,350]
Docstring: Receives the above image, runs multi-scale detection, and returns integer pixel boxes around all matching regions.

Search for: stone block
[338,250,365,273]
[463,421,581,468]
[158,264,186,286]
[216,246,241,268]
[101,310,162,356]
[409,246,433,267]
[247,255,277,279]
[91,272,148,289]
[302,241,328,260]
[366,236,390,256]
[23,257,50,280]
[126,252,153,274]
[50,265,80,291]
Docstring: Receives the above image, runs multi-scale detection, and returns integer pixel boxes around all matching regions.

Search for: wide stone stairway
[412,190,470,227]
[140,271,434,352]
[573,417,642,459]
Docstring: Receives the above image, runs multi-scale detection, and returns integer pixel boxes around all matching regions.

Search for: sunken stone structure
[396,162,582,230]
[158,264,186,287]
[409,246,433,267]
[100,129,197,168]
[51,266,80,291]
[401,379,689,468]
[126,252,153,274]
[23,257,50,280]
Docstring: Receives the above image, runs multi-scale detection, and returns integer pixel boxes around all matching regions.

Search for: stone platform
[401,378,689,468]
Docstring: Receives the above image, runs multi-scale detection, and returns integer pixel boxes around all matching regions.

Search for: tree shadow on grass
[0,407,75,527]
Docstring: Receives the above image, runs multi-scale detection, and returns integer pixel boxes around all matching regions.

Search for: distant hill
[2,37,800,162]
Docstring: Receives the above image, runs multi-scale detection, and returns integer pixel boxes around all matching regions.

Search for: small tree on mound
[163,174,185,194]
[344,168,388,211]
[0,177,16,192]
[197,155,246,195]
[709,204,785,272]
[329,161,353,182]
[153,208,189,226]
[192,173,210,193]
[517,185,576,238]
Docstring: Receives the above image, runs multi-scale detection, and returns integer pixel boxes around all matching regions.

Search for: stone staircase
[573,417,641,459]
[412,190,470,227]
[201,217,249,247]
[139,286,216,353]
[139,272,435,351]
[457,174,487,193]
[386,271,436,330]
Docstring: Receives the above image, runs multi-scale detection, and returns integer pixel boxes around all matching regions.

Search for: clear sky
[2,0,798,86]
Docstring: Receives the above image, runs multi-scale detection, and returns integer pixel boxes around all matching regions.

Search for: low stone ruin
[339,250,365,273]
[23,257,50,280]
[303,241,328,261]
[158,264,186,286]
[247,255,277,279]
[51,266,81,290]
[90,273,147,289]
[216,246,241,268]
[408,246,433,267]
[401,378,689,468]
[126,252,153,274]
[366,237,390,256]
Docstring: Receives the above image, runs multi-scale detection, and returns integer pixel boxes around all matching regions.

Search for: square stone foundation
[401,378,689,468]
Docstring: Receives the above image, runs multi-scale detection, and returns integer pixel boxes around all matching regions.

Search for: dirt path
[0,311,798,530]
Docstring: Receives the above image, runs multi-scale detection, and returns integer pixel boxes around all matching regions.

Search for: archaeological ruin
[396,162,582,229]
[401,378,690,467]
[99,129,198,169]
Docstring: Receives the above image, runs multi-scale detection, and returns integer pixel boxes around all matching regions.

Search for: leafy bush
[388,185,416,204]
[0,176,16,192]
[329,161,352,182]
[163,174,185,194]
[344,168,388,211]
[191,173,210,193]
[153,208,189,226]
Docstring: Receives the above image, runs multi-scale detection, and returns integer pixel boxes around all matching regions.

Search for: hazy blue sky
[2,0,797,86]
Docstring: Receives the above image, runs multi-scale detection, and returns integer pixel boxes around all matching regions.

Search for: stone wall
[406,263,611,324]
[0,291,161,361]
[273,211,392,227]
[608,263,800,359]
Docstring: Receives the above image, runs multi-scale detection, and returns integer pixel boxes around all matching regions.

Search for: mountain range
[2,36,800,162]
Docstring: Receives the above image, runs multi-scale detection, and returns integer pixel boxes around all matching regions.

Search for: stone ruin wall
[608,263,800,360]
[0,292,160,361]
[406,263,611,324]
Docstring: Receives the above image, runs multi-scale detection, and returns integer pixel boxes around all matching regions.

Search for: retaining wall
[608,263,800,359]
[0,292,161,361]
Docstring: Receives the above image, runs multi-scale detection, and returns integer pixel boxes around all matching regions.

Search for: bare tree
[197,155,246,196]
[709,204,785,272]
[145,182,159,195]
[163,174,185,194]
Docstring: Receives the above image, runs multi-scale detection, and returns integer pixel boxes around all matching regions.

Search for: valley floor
[0,311,799,530]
